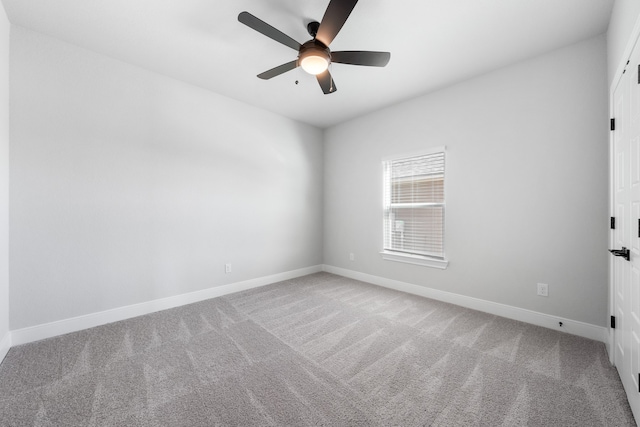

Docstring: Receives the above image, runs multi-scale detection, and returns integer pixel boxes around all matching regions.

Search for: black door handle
[609,247,631,261]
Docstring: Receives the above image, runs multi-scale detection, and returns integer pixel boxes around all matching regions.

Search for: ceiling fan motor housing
[298,40,331,71]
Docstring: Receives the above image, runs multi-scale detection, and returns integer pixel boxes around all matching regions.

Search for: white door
[612,40,640,420]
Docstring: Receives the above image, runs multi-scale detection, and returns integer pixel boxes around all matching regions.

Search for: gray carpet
[0,272,635,426]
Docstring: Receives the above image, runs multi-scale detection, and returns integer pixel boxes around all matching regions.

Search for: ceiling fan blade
[257,60,299,80]
[331,51,390,67]
[238,11,301,51]
[316,70,337,94]
[316,0,359,47]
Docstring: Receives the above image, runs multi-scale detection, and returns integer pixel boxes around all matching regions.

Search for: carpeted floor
[0,272,635,426]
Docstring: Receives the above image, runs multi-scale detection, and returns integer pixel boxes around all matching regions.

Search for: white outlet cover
[537,283,548,297]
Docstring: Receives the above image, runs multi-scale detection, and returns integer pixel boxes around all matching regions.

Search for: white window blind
[383,151,445,259]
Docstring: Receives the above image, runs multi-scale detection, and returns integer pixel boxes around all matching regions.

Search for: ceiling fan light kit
[238,0,390,95]
[299,41,331,75]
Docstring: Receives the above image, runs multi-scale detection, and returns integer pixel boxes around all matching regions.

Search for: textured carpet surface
[0,272,635,426]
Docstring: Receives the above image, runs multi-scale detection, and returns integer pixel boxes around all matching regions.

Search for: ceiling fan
[238,0,390,95]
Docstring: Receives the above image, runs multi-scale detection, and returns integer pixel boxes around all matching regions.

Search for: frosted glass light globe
[300,55,329,75]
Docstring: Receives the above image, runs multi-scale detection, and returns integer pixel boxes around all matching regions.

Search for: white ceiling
[1,0,614,128]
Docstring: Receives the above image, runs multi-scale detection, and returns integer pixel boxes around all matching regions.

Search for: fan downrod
[307,21,320,38]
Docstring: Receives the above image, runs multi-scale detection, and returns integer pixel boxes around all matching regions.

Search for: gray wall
[0,3,9,343]
[9,27,324,330]
[607,0,640,84]
[324,35,609,326]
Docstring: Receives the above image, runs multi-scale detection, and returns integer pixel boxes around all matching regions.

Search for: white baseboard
[323,265,607,343]
[0,331,10,363]
[10,265,323,346]
[8,263,606,348]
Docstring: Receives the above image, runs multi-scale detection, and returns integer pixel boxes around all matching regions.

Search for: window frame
[380,147,449,270]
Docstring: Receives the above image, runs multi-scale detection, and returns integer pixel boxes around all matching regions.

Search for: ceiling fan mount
[306,21,320,39]
[238,0,390,95]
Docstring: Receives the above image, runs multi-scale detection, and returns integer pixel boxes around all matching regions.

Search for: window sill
[380,251,449,270]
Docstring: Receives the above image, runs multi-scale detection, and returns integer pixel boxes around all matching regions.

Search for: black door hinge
[611,217,616,229]
[611,118,616,131]
[611,315,616,329]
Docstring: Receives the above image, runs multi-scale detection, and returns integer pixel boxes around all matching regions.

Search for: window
[381,148,448,269]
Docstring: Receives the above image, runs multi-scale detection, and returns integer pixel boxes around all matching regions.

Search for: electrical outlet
[225,263,232,274]
[349,252,355,261]
[537,283,548,297]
